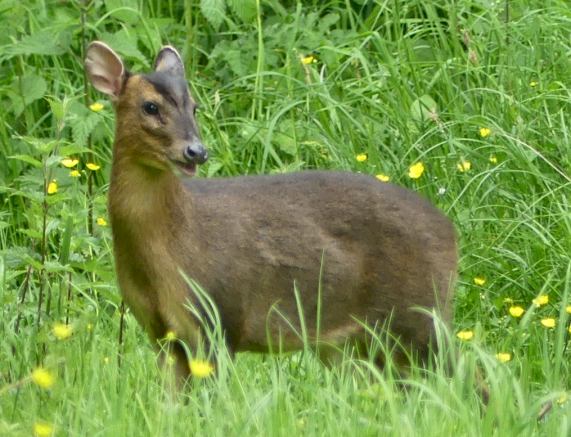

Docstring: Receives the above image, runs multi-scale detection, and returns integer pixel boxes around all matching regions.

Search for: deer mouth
[176,160,197,176]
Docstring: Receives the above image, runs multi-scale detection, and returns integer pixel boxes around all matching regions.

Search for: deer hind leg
[157,340,191,392]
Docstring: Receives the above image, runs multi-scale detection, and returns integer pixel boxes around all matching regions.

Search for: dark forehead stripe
[142,72,189,108]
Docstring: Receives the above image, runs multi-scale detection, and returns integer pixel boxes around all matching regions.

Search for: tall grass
[0,0,570,435]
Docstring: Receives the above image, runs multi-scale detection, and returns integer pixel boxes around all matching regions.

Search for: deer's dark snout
[183,143,208,165]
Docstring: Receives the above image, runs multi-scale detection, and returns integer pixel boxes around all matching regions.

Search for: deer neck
[108,140,188,239]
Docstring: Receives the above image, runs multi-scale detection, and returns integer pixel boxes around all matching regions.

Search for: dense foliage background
[0,0,570,435]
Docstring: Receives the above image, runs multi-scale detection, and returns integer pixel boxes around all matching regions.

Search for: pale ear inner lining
[85,41,125,96]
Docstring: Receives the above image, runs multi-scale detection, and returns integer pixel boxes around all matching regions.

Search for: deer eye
[143,101,159,116]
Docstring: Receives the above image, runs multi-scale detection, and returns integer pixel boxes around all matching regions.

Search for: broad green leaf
[8,155,42,168]
[46,155,63,168]
[319,13,340,32]
[18,136,58,154]
[227,0,256,23]
[9,74,47,116]
[47,97,67,125]
[46,218,61,237]
[8,189,43,203]
[104,0,140,24]
[100,29,146,65]
[207,161,223,177]
[71,113,102,148]
[201,0,226,30]
[3,30,71,58]
[273,132,297,156]
[410,95,437,124]
[59,144,93,156]
[44,260,72,273]
[19,228,42,240]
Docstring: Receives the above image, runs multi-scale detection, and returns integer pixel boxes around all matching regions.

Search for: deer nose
[183,143,208,165]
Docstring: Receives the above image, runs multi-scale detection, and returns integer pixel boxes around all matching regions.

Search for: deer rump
[141,170,457,361]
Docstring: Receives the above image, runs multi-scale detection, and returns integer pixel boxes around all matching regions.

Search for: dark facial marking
[143,72,189,109]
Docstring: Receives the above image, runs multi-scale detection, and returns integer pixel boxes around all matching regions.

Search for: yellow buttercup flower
[509,306,525,318]
[479,127,491,138]
[164,331,176,342]
[61,158,79,168]
[47,180,58,195]
[557,392,569,405]
[540,318,556,328]
[189,359,214,378]
[33,422,54,437]
[86,163,101,171]
[456,330,474,341]
[529,81,538,88]
[565,305,571,314]
[457,160,471,173]
[495,352,512,363]
[376,174,390,182]
[96,217,107,227]
[408,162,425,179]
[89,102,104,112]
[355,153,367,162]
[301,55,316,65]
[52,322,73,340]
[532,295,548,307]
[31,367,55,389]
[473,276,486,286]
[70,170,81,178]
[489,155,498,164]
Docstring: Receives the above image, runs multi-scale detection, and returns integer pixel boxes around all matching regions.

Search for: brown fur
[85,42,457,383]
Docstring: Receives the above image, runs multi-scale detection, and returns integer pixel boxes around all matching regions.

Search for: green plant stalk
[80,0,95,237]
[251,0,265,120]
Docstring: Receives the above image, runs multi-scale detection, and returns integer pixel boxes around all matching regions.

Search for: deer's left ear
[154,46,185,77]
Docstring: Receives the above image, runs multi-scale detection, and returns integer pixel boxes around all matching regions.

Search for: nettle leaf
[71,113,102,148]
[19,228,42,240]
[9,74,47,116]
[19,136,58,154]
[137,20,165,54]
[8,155,42,168]
[104,0,140,25]
[46,97,71,125]
[227,0,256,23]
[1,246,35,270]
[319,13,340,33]
[201,0,226,30]
[4,30,71,58]
[44,260,73,273]
[60,144,92,156]
[211,39,253,77]
[45,155,63,168]
[46,218,61,237]
[100,29,146,66]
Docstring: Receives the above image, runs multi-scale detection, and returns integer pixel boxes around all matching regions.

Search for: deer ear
[154,46,185,77]
[85,41,125,98]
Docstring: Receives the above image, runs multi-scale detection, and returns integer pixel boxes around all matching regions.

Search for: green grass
[1,0,570,435]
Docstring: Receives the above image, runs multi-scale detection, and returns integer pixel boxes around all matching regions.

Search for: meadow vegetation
[0,0,570,435]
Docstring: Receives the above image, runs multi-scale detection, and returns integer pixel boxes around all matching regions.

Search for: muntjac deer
[85,41,457,383]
